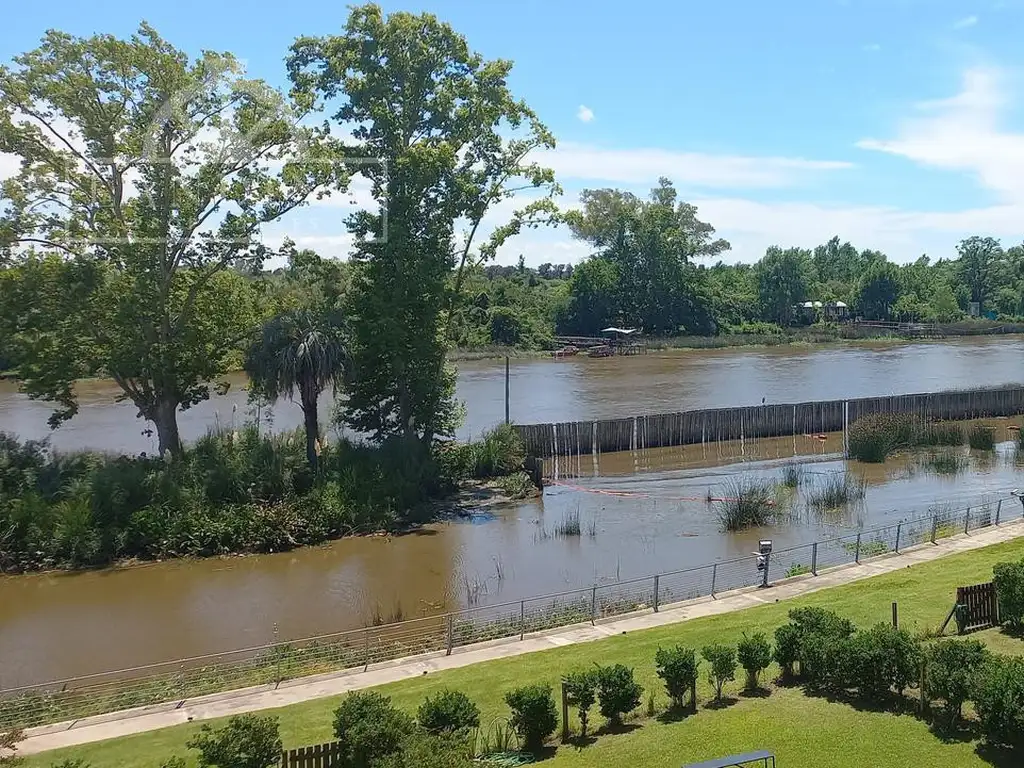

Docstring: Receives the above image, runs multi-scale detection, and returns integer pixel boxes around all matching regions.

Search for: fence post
[964,507,971,536]
[591,586,597,625]
[273,622,281,687]
[710,563,718,599]
[447,614,455,655]
[895,523,902,554]
[931,514,938,544]
[855,533,862,564]
[363,628,370,672]
[520,601,526,641]
[653,575,660,613]
[811,542,818,576]
[892,601,899,629]
[561,681,570,743]
[996,499,1002,526]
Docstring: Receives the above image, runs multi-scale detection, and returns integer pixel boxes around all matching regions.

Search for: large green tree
[0,25,341,456]
[288,3,557,443]
[755,246,813,326]
[564,179,727,335]
[956,236,1005,312]
[856,260,901,320]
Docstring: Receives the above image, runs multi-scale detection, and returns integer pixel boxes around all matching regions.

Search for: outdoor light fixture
[754,540,773,587]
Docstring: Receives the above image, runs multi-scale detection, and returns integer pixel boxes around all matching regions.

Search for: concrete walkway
[19,519,1024,756]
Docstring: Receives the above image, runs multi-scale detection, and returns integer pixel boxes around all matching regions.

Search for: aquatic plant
[807,474,866,511]
[917,422,964,447]
[847,413,918,462]
[967,424,996,451]
[920,451,967,475]
[716,479,777,531]
[781,463,803,489]
[553,509,582,537]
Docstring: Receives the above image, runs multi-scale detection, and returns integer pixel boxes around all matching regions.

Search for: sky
[3,0,1024,266]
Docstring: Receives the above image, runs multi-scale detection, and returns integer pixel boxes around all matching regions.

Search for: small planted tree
[654,646,699,710]
[417,689,480,735]
[737,632,773,690]
[563,669,599,737]
[595,664,644,727]
[187,714,282,768]
[773,623,800,678]
[505,685,557,753]
[974,655,1024,747]
[333,691,414,768]
[843,624,921,701]
[994,558,1024,629]
[702,644,738,702]
[927,639,990,724]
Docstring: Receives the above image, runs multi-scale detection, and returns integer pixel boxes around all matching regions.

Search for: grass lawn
[19,537,1024,768]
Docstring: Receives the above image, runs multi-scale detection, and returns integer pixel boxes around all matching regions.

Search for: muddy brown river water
[1,338,1023,688]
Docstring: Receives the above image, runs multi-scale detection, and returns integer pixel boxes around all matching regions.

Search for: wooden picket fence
[280,741,342,768]
[956,582,1000,633]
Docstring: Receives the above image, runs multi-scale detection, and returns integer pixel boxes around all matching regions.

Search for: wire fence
[2,494,1021,731]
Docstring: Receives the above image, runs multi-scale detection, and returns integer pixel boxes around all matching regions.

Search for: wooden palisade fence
[514,385,1024,459]
[281,741,343,768]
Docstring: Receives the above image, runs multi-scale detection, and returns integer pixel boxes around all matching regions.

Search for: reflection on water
[1,422,1021,688]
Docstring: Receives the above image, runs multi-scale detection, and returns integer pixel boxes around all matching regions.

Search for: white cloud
[577,105,595,123]
[857,66,1024,203]
[953,15,979,28]
[537,142,852,188]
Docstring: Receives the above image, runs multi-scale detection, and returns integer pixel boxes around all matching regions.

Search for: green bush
[737,632,773,690]
[926,639,990,723]
[562,670,599,737]
[842,624,921,701]
[974,655,1024,747]
[333,692,414,768]
[504,685,557,752]
[773,623,801,678]
[595,664,644,726]
[994,558,1024,629]
[716,479,777,531]
[847,413,917,462]
[186,714,282,768]
[784,607,856,687]
[375,732,473,768]
[702,644,738,702]
[417,689,480,735]
[654,646,699,709]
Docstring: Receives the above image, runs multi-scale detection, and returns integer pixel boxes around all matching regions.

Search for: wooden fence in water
[513,385,1024,459]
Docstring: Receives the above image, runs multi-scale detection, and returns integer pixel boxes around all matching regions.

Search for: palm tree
[244,309,347,470]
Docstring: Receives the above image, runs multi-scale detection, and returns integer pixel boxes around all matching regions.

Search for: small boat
[551,345,579,359]
[587,344,614,358]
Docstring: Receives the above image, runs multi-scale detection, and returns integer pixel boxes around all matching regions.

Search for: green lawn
[19,538,1024,768]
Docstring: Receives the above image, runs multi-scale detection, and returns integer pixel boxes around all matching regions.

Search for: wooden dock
[513,385,1024,458]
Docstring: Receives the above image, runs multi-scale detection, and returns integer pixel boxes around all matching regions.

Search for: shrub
[417,689,480,735]
[654,646,699,709]
[186,714,282,768]
[784,607,856,687]
[773,623,800,678]
[563,670,599,737]
[716,479,776,531]
[807,475,865,511]
[974,655,1024,747]
[842,624,921,701]
[927,639,990,723]
[702,644,738,702]
[919,422,964,447]
[333,692,414,768]
[595,664,644,726]
[504,685,557,752]
[737,632,773,690]
[0,729,23,766]
[967,424,996,451]
[375,732,474,768]
[994,557,1024,629]
[847,413,917,462]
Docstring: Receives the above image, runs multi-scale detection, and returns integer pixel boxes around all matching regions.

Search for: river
[1,338,1023,688]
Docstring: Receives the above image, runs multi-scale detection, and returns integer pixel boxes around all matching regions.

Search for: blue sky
[3,0,1024,265]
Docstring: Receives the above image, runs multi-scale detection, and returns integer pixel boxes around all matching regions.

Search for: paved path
[18,520,1024,756]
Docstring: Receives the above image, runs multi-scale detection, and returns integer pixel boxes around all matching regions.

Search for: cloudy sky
[3,0,1024,266]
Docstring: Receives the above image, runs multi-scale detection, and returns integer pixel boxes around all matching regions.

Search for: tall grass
[806,474,866,511]
[553,509,582,537]
[967,424,996,451]
[847,413,989,462]
[917,422,964,447]
[919,451,967,475]
[716,479,777,531]
[781,463,803,489]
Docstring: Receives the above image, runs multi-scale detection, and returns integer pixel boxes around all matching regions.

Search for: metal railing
[1,494,1020,731]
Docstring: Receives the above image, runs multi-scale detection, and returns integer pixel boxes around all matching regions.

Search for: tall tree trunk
[153,398,182,459]
[301,386,319,471]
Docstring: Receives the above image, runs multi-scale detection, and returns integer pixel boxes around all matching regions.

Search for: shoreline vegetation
[0,424,535,575]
